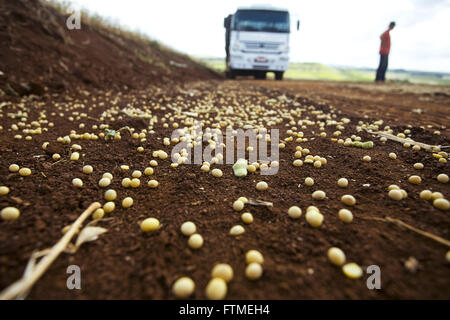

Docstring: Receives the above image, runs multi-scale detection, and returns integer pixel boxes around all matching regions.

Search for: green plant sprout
[233,158,248,177]
[352,141,374,149]
[104,126,132,140]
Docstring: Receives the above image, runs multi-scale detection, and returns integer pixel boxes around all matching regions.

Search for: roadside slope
[0,0,219,97]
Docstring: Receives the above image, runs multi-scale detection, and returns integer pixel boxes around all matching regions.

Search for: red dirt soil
[0,0,449,300]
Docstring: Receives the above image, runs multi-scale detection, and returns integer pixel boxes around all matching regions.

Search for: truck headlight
[280,45,289,53]
[232,42,242,51]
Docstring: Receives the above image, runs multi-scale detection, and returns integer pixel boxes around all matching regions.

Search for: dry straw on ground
[247,199,274,207]
[368,130,448,151]
[0,202,104,300]
[360,216,450,248]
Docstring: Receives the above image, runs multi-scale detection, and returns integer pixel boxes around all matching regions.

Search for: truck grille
[244,42,280,51]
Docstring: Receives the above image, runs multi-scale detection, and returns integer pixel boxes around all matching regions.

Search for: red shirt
[379,30,391,55]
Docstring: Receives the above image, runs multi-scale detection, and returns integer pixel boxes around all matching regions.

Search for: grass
[385,72,450,86]
[201,59,226,72]
[285,63,373,82]
[199,58,374,81]
[199,58,450,85]
[42,0,177,54]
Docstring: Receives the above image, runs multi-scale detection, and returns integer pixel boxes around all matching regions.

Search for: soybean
[256,181,268,191]
[205,278,227,300]
[181,221,197,236]
[141,218,160,232]
[172,277,195,299]
[328,247,346,266]
[1,207,20,221]
[245,263,263,280]
[211,264,234,282]
[287,206,302,219]
[188,234,204,249]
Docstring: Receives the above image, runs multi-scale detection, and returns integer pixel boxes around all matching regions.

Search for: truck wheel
[226,69,235,79]
[254,71,266,79]
[275,72,284,81]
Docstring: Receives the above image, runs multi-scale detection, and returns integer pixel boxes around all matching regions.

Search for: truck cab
[224,5,298,80]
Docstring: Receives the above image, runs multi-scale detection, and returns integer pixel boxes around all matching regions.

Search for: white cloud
[68,0,450,72]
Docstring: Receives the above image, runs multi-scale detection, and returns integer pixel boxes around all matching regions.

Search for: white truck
[224,5,299,80]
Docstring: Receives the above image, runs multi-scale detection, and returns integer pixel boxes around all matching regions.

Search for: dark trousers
[375,54,389,82]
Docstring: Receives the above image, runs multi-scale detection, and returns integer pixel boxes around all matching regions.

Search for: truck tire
[226,69,235,79]
[275,72,284,81]
[254,71,267,79]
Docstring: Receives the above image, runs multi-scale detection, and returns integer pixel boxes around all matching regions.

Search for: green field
[285,63,373,82]
[197,57,450,85]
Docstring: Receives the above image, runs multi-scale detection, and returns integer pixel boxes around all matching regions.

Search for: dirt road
[1,79,449,299]
[252,79,450,137]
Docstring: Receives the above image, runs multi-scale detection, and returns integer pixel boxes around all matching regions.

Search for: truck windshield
[233,10,290,33]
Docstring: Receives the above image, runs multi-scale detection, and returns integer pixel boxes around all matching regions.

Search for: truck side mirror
[297,20,300,31]
[224,15,231,28]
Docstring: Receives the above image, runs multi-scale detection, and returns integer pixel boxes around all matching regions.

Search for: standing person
[375,21,395,82]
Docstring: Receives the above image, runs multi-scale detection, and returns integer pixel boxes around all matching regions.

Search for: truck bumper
[228,53,289,72]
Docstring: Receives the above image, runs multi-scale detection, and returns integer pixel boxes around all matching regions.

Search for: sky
[67,0,450,73]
